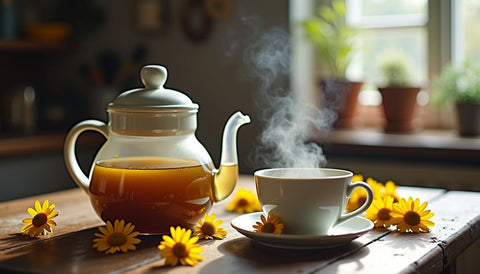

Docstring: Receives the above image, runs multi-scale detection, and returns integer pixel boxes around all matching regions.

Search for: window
[346,0,428,100]
[455,0,480,64]
[290,0,480,129]
[346,0,428,127]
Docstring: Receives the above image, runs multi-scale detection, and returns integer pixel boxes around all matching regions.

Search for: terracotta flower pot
[320,79,363,128]
[378,87,421,132]
[456,102,480,137]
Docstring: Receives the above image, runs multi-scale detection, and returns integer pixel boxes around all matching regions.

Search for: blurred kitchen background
[0,0,479,203]
[0,0,289,201]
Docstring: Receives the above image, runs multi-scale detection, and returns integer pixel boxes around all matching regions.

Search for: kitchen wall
[0,0,290,201]
[46,0,290,173]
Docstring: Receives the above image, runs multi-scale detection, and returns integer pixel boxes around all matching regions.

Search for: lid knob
[141,65,167,89]
[109,64,198,110]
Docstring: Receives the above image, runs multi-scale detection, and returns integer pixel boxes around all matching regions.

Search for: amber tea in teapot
[64,65,250,234]
[90,157,219,233]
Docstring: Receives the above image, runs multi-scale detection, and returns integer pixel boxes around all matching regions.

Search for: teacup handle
[64,120,108,193]
[337,181,374,225]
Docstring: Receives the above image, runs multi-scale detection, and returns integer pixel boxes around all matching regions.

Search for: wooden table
[1,175,479,273]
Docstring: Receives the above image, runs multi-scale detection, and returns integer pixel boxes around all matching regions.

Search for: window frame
[290,0,458,129]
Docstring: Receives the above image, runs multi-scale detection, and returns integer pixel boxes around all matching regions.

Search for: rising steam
[237,24,335,169]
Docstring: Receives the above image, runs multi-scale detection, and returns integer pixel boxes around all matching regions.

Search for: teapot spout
[212,111,251,202]
[219,111,251,166]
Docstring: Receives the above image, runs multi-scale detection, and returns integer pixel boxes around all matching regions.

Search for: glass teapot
[64,65,250,234]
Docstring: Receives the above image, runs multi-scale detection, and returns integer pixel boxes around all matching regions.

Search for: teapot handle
[64,120,108,193]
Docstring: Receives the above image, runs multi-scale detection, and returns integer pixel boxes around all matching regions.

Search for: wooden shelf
[0,39,70,52]
[0,131,104,157]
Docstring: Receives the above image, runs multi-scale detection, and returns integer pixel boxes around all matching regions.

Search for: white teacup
[254,168,373,235]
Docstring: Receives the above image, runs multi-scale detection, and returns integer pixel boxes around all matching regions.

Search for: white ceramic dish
[231,212,373,249]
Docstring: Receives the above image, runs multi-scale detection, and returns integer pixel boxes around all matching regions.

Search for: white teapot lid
[108,65,198,111]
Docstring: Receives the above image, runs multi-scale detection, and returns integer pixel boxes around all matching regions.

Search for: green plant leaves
[301,0,356,79]
[432,61,480,105]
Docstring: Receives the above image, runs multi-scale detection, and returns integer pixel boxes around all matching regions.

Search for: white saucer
[231,212,373,249]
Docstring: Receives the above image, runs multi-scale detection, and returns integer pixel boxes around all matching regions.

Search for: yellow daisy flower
[346,188,368,212]
[391,197,435,233]
[352,174,364,182]
[193,213,227,240]
[346,177,386,212]
[21,200,58,237]
[225,187,262,213]
[93,219,141,254]
[158,226,204,266]
[252,213,285,234]
[367,177,386,198]
[382,180,400,202]
[365,195,395,228]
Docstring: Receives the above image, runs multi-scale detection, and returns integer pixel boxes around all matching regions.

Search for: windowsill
[313,128,480,166]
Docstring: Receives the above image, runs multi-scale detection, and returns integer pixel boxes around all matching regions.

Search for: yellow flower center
[357,196,367,206]
[201,222,216,236]
[377,208,391,220]
[32,213,48,227]
[237,198,248,207]
[172,243,188,258]
[261,223,275,233]
[404,211,421,226]
[107,232,127,246]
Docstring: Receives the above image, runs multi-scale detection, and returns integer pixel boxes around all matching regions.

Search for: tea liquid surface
[89,157,214,234]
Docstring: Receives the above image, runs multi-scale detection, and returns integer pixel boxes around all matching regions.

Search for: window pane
[464,0,480,62]
[347,0,428,27]
[359,0,427,17]
[345,0,428,106]
[355,28,427,86]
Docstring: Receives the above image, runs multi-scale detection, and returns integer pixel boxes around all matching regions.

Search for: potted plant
[432,61,480,136]
[377,52,422,132]
[302,0,362,128]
